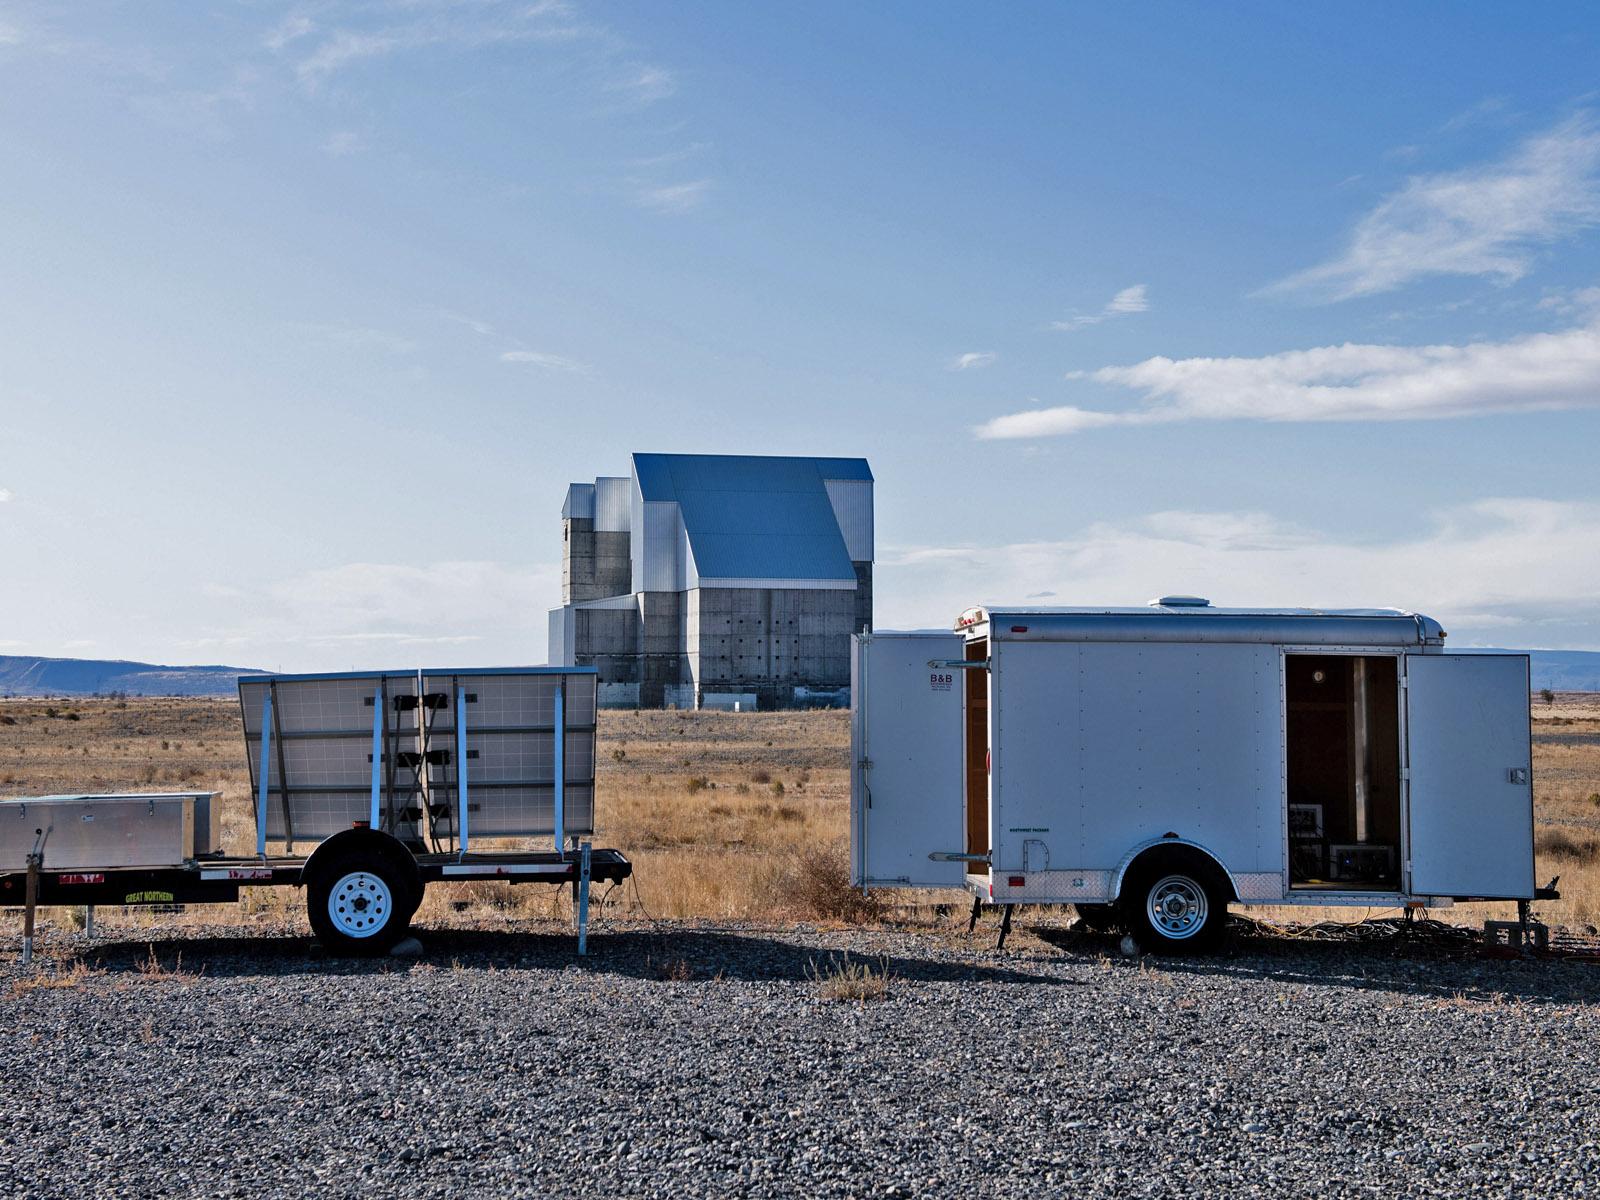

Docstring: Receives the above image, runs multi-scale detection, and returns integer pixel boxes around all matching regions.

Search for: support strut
[967,895,983,933]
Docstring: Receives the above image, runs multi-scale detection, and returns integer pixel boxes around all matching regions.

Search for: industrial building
[547,453,874,709]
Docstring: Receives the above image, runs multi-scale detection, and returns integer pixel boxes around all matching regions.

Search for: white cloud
[635,179,710,214]
[611,65,676,104]
[0,487,11,502]
[264,14,315,51]
[0,22,22,46]
[975,316,1600,438]
[1052,283,1149,331]
[295,2,581,84]
[951,352,997,371]
[1269,113,1600,300]
[321,129,362,156]
[879,499,1600,650]
[501,349,589,373]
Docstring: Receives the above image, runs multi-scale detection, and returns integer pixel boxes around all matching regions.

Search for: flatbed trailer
[3,667,631,960]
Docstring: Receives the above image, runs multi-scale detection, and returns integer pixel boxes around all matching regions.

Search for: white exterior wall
[988,640,1283,901]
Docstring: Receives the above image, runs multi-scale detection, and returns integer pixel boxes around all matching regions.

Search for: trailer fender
[1110,838,1240,905]
[301,828,421,905]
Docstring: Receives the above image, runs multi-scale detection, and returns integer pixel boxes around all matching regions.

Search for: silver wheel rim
[328,871,392,938]
[1147,874,1208,940]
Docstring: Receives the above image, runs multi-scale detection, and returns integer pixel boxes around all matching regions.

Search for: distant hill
[0,655,264,697]
[0,648,1595,698]
[1501,650,1600,693]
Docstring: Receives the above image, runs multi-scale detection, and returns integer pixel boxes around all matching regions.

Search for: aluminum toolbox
[0,792,214,871]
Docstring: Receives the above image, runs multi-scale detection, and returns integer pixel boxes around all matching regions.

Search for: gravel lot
[4,916,1599,1199]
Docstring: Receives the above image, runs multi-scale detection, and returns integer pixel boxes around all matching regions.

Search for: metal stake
[83,906,95,940]
[576,842,592,957]
[22,844,40,966]
[996,903,1014,952]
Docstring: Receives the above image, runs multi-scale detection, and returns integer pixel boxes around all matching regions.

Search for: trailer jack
[967,895,983,933]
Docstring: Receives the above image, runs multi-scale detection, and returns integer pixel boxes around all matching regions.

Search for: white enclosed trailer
[851,600,1551,951]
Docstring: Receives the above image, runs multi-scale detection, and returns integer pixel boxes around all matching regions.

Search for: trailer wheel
[307,851,410,956]
[1120,855,1228,954]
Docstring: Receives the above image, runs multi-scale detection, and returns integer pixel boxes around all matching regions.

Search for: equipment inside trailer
[963,636,989,871]
[1285,654,1403,890]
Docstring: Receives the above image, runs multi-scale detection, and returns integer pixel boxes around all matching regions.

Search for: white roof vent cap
[1151,595,1211,608]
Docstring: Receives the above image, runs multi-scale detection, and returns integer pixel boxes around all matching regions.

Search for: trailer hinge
[929,659,988,670]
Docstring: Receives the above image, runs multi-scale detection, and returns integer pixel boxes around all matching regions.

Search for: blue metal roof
[630,453,868,580]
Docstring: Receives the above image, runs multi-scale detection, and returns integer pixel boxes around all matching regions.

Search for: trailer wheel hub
[328,871,392,938]
[1147,874,1207,940]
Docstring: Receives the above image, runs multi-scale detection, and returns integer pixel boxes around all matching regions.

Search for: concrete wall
[688,586,856,708]
[638,590,687,707]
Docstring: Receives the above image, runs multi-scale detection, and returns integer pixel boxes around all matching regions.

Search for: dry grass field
[1,692,1597,936]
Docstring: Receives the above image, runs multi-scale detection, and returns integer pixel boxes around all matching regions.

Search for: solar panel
[239,668,599,854]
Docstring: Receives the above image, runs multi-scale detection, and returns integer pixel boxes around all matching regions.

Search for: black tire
[1118,853,1229,954]
[1073,903,1122,933]
[307,850,411,956]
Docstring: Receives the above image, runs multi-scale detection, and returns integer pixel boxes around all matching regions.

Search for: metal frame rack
[2,666,630,959]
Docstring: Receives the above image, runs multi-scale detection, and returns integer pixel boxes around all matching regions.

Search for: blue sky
[3,2,1600,669]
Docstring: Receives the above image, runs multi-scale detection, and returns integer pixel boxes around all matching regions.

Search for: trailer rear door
[1404,653,1534,899]
[851,632,967,888]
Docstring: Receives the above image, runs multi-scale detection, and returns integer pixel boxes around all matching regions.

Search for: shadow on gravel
[1035,925,1600,1006]
[61,927,1074,988]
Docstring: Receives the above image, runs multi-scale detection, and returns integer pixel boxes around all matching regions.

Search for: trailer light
[1312,669,1326,684]
[1010,625,1029,633]
[1008,875,1025,887]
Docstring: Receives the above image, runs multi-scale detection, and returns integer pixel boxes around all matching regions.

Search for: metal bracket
[929,851,989,863]
[929,659,988,670]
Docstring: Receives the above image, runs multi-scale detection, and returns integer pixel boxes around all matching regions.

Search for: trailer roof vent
[1150,595,1211,608]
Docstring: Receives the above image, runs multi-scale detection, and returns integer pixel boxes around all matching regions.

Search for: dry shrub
[1536,829,1600,861]
[809,954,890,1003]
[775,845,880,923]
[750,769,772,784]
[7,959,104,998]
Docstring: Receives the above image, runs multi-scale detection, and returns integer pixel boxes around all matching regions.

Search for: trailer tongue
[2,666,630,959]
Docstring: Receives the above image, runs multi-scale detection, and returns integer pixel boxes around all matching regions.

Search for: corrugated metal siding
[638,500,684,591]
[562,483,595,520]
[824,478,874,563]
[594,476,631,532]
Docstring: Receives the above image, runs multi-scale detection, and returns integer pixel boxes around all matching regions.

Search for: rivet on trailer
[851,599,1560,953]
[1,666,630,959]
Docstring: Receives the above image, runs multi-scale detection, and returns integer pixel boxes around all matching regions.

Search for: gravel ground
[3,915,1599,1199]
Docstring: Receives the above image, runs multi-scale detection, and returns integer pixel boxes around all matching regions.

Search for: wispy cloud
[610,64,676,104]
[0,22,23,46]
[264,14,315,52]
[1268,113,1600,301]
[321,129,362,156]
[880,499,1600,649]
[501,349,589,373]
[975,316,1600,438]
[294,322,415,354]
[0,487,12,503]
[950,352,997,371]
[291,1,583,85]
[635,179,710,214]
[1052,284,1149,331]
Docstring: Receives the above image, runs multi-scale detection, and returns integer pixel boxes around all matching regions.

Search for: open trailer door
[1404,653,1535,899]
[851,632,967,888]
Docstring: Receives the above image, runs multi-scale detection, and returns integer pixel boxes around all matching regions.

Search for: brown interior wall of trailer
[1286,654,1402,889]
[964,639,989,868]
